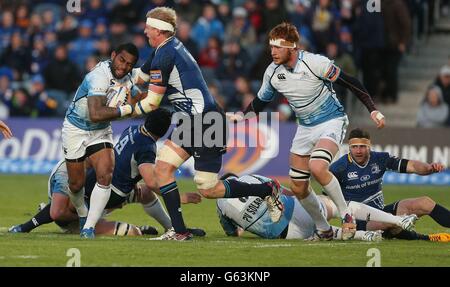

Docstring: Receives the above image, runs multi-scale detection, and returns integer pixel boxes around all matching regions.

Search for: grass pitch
[0,175,449,267]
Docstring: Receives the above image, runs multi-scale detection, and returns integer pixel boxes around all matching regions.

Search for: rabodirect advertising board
[0,118,449,185]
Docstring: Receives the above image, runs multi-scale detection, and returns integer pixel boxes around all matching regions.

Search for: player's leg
[82,144,115,235]
[154,140,191,238]
[132,185,172,231]
[394,197,450,228]
[50,193,79,222]
[8,203,53,233]
[331,226,383,242]
[65,160,88,226]
[95,219,142,236]
[290,153,333,238]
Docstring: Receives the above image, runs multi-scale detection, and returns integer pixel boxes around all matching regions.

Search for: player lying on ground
[216,174,421,241]
[9,110,204,237]
[329,128,450,242]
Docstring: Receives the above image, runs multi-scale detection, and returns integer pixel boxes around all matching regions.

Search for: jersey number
[115,135,129,155]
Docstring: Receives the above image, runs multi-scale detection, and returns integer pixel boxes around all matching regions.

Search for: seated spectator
[311,0,337,53]
[177,21,199,61]
[30,34,50,75]
[208,82,227,110]
[230,76,255,111]
[191,4,225,49]
[29,74,58,117]
[4,87,33,117]
[217,39,251,80]
[435,65,450,108]
[198,36,222,69]
[0,10,16,56]
[224,7,257,50]
[0,31,31,80]
[174,0,202,24]
[68,19,96,71]
[56,15,78,44]
[417,85,449,128]
[15,4,30,31]
[94,36,112,62]
[44,44,81,94]
[110,0,139,25]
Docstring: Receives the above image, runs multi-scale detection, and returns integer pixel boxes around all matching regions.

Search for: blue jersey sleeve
[147,50,175,87]
[385,154,403,172]
[135,144,156,166]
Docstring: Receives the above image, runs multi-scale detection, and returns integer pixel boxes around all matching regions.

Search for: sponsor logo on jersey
[277,73,286,80]
[150,70,162,83]
[360,174,371,181]
[347,171,358,180]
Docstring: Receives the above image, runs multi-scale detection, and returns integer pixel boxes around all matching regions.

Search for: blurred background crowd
[0,0,449,127]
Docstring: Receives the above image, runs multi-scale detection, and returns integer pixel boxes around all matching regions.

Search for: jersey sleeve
[385,153,403,172]
[305,53,341,82]
[135,143,157,166]
[256,65,277,102]
[145,50,175,87]
[86,70,109,97]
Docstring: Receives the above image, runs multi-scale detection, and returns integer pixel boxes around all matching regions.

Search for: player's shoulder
[265,62,282,77]
[330,153,351,173]
[371,151,390,160]
[155,38,177,58]
[85,61,111,82]
[302,51,331,63]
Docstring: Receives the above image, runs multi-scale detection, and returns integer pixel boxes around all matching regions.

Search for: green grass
[0,175,449,266]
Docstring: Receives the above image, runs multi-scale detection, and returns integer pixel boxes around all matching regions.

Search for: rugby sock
[429,204,450,228]
[348,201,400,225]
[222,179,272,198]
[300,191,330,231]
[160,181,187,233]
[323,175,350,218]
[84,183,111,229]
[383,229,429,240]
[68,187,88,218]
[20,204,53,232]
[142,197,172,231]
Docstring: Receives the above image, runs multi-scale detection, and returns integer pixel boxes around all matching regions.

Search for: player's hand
[370,110,385,129]
[430,163,445,173]
[181,192,202,204]
[226,112,244,123]
[0,120,12,139]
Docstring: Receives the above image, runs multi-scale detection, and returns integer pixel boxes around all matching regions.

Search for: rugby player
[0,120,12,138]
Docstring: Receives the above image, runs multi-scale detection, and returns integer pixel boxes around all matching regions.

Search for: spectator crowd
[0,0,448,126]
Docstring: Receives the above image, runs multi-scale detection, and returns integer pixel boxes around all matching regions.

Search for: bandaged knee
[310,148,334,164]
[194,171,218,190]
[156,145,185,168]
[289,167,311,181]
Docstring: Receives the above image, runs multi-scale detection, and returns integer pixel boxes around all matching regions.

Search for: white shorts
[285,198,328,240]
[290,116,349,155]
[61,119,113,160]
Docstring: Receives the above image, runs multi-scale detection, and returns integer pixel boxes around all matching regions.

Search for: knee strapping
[156,145,185,168]
[194,171,218,190]
[310,148,333,164]
[289,167,311,181]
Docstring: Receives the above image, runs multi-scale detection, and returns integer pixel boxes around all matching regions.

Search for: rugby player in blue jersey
[131,7,282,241]
[9,110,204,237]
[329,128,450,242]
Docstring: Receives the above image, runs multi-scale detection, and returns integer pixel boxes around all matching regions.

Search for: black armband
[243,97,270,115]
[399,159,409,173]
[335,71,376,113]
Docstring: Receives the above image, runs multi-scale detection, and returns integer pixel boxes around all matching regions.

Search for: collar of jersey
[348,152,370,169]
[286,50,304,73]
[156,36,174,52]
[140,125,157,142]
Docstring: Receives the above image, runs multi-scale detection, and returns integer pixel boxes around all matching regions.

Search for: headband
[348,138,371,147]
[269,38,296,48]
[146,17,174,32]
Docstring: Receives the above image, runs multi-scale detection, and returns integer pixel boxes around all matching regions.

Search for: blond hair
[146,7,177,36]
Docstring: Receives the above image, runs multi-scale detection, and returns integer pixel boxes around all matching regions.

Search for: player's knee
[50,207,66,221]
[68,180,84,193]
[417,196,436,214]
[309,148,333,178]
[96,172,112,186]
[194,171,219,196]
[289,178,308,195]
[154,161,176,180]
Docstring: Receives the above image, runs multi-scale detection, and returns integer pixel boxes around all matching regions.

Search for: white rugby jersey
[65,61,136,131]
[257,51,346,126]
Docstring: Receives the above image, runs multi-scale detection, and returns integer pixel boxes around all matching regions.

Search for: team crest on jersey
[150,70,162,83]
[371,164,381,174]
[347,171,358,180]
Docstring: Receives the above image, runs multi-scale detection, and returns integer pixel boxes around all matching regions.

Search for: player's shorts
[290,115,349,155]
[62,119,113,161]
[47,160,69,200]
[285,198,328,239]
[170,112,227,173]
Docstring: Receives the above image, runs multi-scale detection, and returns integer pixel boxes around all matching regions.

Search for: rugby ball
[106,85,130,108]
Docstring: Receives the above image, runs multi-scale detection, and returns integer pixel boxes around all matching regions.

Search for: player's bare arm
[87,95,130,122]
[406,160,445,175]
[133,84,165,116]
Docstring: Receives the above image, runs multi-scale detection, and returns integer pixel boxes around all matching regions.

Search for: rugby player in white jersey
[62,43,139,238]
[0,120,12,138]
[231,23,386,240]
